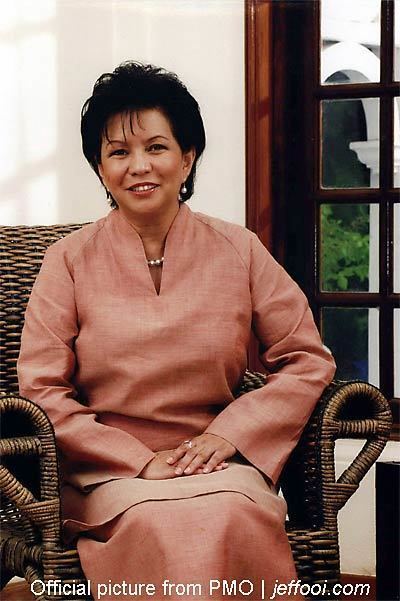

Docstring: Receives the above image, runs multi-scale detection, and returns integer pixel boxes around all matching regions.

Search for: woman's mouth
[127,183,159,196]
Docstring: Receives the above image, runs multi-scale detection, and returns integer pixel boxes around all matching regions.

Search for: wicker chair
[0,223,393,601]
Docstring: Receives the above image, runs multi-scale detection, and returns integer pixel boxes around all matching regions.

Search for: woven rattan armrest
[0,394,85,597]
[279,379,392,531]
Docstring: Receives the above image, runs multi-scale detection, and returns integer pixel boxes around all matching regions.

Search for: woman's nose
[128,151,151,175]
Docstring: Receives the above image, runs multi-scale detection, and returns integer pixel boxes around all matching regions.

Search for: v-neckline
[108,204,189,298]
[134,212,178,297]
[147,264,162,296]
[143,249,164,296]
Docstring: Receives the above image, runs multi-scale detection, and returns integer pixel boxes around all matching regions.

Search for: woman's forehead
[103,108,173,141]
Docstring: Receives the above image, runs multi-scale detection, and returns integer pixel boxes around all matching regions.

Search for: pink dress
[17,203,336,600]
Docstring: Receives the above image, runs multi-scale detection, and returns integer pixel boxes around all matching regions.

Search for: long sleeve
[205,233,336,485]
[17,243,155,491]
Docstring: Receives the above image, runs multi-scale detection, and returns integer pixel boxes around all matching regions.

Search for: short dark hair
[81,61,206,207]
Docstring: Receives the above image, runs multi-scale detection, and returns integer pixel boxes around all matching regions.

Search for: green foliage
[321,204,371,380]
[321,204,370,291]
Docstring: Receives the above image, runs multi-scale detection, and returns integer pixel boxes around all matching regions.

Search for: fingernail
[203,467,210,473]
[184,467,191,474]
[166,457,174,464]
[175,467,182,475]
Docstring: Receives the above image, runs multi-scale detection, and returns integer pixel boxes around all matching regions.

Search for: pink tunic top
[17,203,336,516]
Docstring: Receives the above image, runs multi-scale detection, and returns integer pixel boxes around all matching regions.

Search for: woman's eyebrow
[146,135,169,142]
[105,139,127,147]
[105,135,169,147]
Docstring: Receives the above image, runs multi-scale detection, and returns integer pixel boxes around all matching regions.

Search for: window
[245,0,399,435]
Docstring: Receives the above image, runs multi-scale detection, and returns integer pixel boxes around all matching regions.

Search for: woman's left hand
[166,433,236,476]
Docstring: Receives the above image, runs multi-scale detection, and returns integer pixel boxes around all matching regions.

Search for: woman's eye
[109,149,127,157]
[148,144,166,152]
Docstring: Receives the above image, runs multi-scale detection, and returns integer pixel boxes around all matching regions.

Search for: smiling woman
[98,109,195,229]
[79,63,204,294]
[97,108,196,296]
[16,61,336,600]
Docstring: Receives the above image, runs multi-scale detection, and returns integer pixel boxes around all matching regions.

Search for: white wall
[336,440,399,575]
[0,0,245,226]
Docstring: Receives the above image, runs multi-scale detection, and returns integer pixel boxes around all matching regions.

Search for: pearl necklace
[147,256,164,267]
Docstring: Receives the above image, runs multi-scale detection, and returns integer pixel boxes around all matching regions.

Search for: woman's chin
[116,196,180,222]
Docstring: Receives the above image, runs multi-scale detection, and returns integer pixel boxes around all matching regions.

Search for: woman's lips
[127,184,159,196]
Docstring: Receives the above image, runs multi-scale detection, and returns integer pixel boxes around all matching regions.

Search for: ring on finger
[183,439,194,449]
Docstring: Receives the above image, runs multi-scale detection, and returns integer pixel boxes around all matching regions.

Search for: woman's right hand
[138,450,228,480]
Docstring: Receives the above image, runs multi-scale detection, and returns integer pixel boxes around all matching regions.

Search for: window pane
[322,307,379,385]
[320,204,378,292]
[395,310,400,397]
[321,99,379,188]
[395,0,400,81]
[395,204,400,293]
[321,0,381,85]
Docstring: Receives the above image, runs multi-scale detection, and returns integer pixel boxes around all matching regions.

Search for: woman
[17,62,336,600]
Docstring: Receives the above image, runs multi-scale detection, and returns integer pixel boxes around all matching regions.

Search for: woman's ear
[183,148,196,176]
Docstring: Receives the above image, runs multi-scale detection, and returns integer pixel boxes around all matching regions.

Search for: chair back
[0,224,86,394]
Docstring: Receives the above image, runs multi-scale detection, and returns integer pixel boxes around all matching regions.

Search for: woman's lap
[77,491,300,601]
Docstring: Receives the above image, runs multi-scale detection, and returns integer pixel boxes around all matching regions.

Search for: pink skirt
[63,462,302,601]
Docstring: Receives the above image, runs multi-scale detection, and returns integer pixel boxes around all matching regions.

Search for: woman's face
[98,108,195,223]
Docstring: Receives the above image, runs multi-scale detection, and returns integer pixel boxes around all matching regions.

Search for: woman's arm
[169,232,336,484]
[203,233,336,484]
[17,243,155,491]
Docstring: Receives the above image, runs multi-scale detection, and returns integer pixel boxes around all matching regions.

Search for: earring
[181,183,187,195]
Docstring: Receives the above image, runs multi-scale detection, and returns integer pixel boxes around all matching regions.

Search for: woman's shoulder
[191,209,281,275]
[192,210,267,259]
[192,210,257,244]
[44,214,108,263]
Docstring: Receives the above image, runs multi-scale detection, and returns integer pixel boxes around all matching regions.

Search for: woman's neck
[120,203,180,259]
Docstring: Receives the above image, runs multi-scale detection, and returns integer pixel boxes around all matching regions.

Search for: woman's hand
[166,434,236,476]
[139,450,179,480]
[139,449,229,480]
